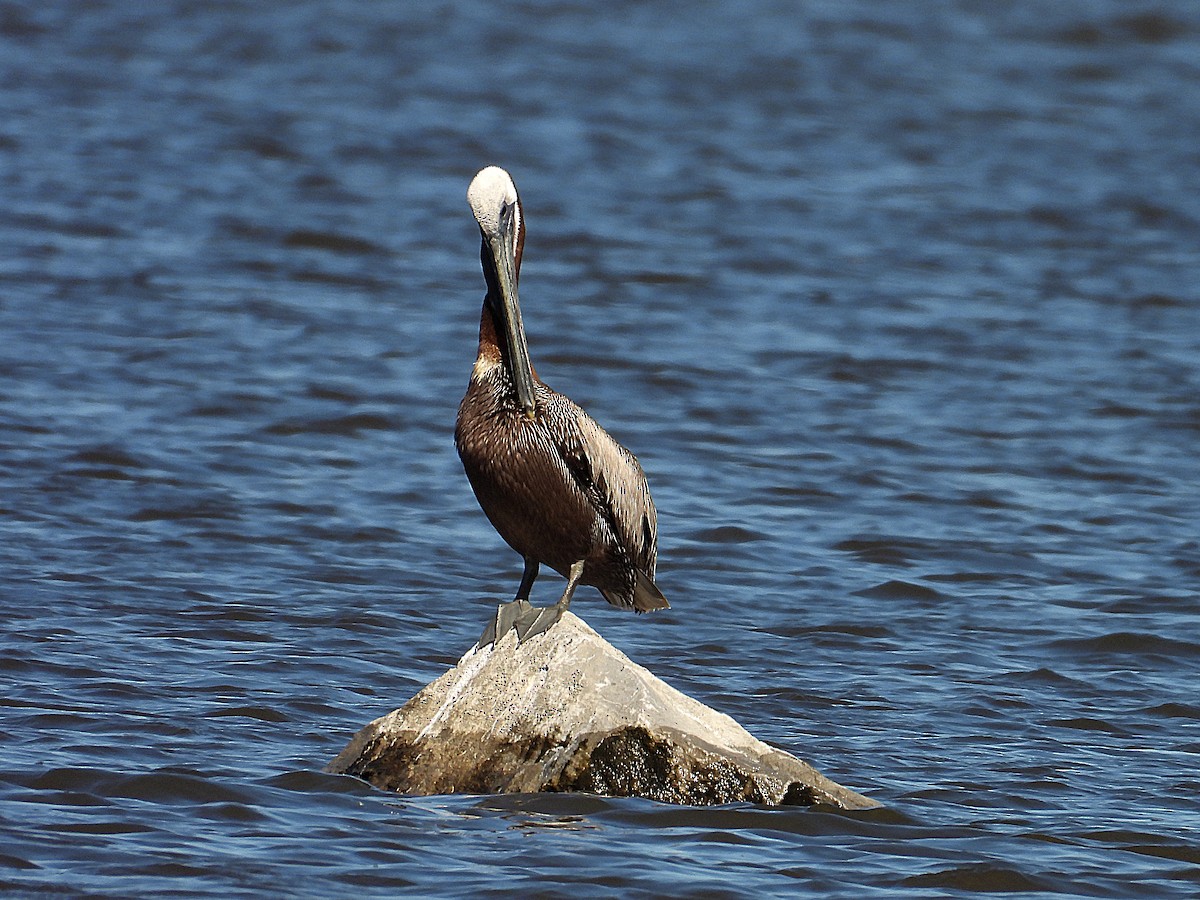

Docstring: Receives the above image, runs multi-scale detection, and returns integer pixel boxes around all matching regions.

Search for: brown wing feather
[563,405,658,577]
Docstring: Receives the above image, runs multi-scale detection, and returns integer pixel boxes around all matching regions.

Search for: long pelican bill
[486,223,537,419]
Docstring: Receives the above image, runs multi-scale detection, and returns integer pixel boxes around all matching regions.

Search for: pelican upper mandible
[455,166,669,646]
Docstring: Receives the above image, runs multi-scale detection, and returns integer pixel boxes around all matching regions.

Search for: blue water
[2,1,1199,896]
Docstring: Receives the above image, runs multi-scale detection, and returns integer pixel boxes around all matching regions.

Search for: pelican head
[468,166,536,419]
[468,166,520,240]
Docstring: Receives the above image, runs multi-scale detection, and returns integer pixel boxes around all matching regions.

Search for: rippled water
[3,1,1199,896]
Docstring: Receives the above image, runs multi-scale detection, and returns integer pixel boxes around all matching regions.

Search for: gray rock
[327,612,879,809]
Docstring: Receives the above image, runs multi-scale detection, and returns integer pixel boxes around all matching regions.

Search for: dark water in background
[2,0,1199,895]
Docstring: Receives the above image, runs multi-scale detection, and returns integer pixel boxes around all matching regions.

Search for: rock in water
[326,612,879,809]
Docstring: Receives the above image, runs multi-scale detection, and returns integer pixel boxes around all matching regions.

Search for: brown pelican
[456,166,669,646]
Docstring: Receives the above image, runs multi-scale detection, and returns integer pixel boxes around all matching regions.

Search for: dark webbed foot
[514,601,566,642]
[514,559,584,643]
[476,560,586,650]
[477,598,534,648]
[476,598,569,649]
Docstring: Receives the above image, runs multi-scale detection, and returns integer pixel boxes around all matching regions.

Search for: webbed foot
[477,598,570,649]
[476,560,584,650]
[514,601,567,643]
[477,598,534,649]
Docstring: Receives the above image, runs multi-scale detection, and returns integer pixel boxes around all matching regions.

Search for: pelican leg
[513,557,539,603]
[516,560,585,642]
[477,559,540,648]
